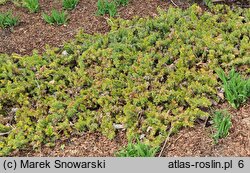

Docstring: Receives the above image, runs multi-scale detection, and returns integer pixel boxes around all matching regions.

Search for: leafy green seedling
[107,1,117,17]
[97,0,117,17]
[23,0,39,13]
[216,68,250,109]
[0,11,18,28]
[42,10,68,25]
[203,0,213,8]
[97,0,108,16]
[213,110,232,144]
[115,0,129,6]
[116,140,159,157]
[63,0,79,10]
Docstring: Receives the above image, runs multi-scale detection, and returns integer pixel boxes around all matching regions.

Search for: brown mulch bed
[0,0,170,55]
[162,101,250,157]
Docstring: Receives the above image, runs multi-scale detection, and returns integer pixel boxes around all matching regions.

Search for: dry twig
[170,0,179,7]
[158,127,173,157]
[0,131,11,136]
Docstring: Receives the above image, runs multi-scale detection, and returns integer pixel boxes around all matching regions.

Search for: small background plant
[0,11,18,28]
[203,0,213,8]
[42,10,68,25]
[212,110,232,144]
[63,0,79,10]
[216,68,250,109]
[115,0,128,6]
[97,0,123,17]
[115,140,159,157]
[23,0,39,13]
[107,1,117,17]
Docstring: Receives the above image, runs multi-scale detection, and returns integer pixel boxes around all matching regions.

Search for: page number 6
[238,160,244,168]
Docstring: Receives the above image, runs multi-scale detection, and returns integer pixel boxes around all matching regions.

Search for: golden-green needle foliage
[0,5,249,155]
[0,0,8,5]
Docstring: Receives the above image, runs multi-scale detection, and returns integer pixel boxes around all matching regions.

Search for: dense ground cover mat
[0,4,249,156]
